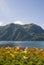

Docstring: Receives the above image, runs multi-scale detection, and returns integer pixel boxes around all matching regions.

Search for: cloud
[0,21,3,26]
[14,21,24,25]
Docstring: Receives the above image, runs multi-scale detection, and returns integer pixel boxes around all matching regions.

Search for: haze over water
[0,41,44,49]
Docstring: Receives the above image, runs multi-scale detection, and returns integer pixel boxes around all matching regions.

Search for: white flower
[23,56,28,59]
[23,50,27,53]
[24,47,28,51]
[40,49,43,51]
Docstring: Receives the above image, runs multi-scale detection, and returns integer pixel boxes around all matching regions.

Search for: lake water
[0,41,44,49]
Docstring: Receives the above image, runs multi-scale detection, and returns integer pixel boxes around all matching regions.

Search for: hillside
[0,23,44,41]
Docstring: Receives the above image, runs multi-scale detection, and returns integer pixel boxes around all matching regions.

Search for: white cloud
[0,21,3,26]
[14,21,24,25]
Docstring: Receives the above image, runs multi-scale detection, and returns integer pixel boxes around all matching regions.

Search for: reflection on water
[0,41,44,48]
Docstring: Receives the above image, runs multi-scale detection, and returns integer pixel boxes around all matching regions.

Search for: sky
[0,0,44,29]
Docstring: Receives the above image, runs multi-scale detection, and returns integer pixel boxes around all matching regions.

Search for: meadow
[0,46,44,65]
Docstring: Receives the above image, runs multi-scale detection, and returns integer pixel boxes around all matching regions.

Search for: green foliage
[0,47,44,65]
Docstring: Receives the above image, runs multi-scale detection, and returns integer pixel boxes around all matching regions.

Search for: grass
[0,46,44,65]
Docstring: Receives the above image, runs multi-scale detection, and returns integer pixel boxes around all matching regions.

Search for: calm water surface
[0,41,44,49]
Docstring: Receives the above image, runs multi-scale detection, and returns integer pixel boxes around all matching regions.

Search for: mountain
[0,23,44,41]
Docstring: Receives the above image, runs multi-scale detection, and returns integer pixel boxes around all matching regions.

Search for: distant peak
[29,23,37,26]
[10,23,15,25]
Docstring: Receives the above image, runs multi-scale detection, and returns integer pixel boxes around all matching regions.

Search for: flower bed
[0,46,44,65]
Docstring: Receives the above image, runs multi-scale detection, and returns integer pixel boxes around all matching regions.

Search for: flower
[34,48,40,55]
[29,55,33,59]
[41,50,44,56]
[23,50,27,54]
[24,47,29,51]
[10,53,15,58]
[15,47,20,51]
[40,56,44,60]
[23,56,28,59]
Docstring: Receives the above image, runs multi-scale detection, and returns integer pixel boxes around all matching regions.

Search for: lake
[0,41,44,49]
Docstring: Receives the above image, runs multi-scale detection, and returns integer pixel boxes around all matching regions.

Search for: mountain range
[0,23,44,41]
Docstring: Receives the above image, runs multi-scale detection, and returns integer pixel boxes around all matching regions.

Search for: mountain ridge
[0,23,44,41]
